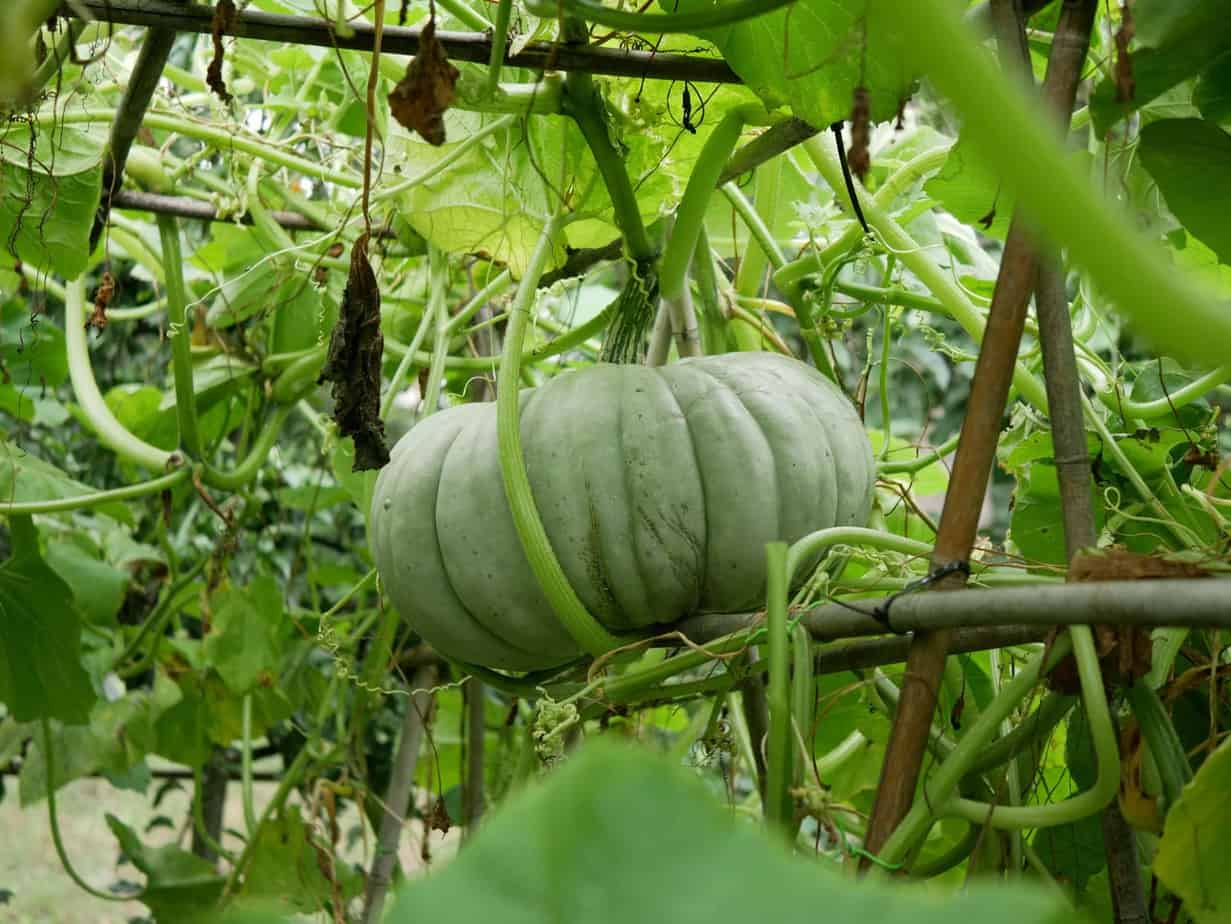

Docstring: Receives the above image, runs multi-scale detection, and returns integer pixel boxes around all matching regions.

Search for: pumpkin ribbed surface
[369,352,875,670]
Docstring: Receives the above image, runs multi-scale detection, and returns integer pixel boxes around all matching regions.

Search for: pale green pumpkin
[369,352,875,670]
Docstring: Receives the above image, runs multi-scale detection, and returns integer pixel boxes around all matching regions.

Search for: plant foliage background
[0,0,1229,922]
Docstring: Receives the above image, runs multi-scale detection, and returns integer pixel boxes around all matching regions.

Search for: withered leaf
[847,86,871,182]
[207,0,237,103]
[1114,5,1135,104]
[89,271,114,330]
[319,234,390,472]
[389,18,459,146]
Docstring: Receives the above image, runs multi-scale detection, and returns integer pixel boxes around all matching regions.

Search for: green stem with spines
[876,432,961,475]
[660,111,751,302]
[764,541,793,834]
[0,469,188,516]
[380,299,436,421]
[496,218,626,656]
[564,65,655,264]
[772,147,951,298]
[724,178,787,277]
[419,247,451,419]
[803,135,1050,413]
[38,109,362,188]
[64,278,174,471]
[485,0,513,96]
[437,0,492,30]
[156,215,203,459]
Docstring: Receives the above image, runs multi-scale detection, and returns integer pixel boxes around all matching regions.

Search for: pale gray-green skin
[369,352,875,671]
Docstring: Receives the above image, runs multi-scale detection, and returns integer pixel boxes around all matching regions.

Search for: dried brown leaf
[319,235,390,471]
[207,0,237,103]
[388,19,459,146]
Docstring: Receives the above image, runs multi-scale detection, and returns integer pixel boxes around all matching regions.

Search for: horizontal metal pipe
[64,0,740,84]
[678,578,1231,643]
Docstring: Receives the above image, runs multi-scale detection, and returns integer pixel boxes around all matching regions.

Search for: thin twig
[361,663,438,924]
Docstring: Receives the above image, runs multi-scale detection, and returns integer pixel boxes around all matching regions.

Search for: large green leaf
[0,516,95,723]
[44,537,130,626]
[1,295,68,388]
[1154,737,1231,923]
[239,808,362,913]
[924,135,1012,239]
[390,110,583,276]
[204,576,287,694]
[666,0,918,128]
[1031,812,1106,893]
[106,814,226,924]
[1138,119,1231,265]
[1090,0,1231,134]
[19,671,182,804]
[0,122,103,279]
[1195,52,1231,125]
[388,742,1072,923]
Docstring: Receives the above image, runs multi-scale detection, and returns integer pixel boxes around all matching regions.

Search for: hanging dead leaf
[427,796,451,835]
[207,0,237,103]
[89,271,115,330]
[1069,548,1211,582]
[1114,2,1135,103]
[319,234,390,471]
[847,86,871,181]
[1117,720,1162,833]
[389,18,459,146]
[1048,549,1205,694]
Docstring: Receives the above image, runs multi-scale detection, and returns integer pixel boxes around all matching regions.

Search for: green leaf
[1138,119,1231,265]
[1154,737,1231,923]
[1031,811,1106,892]
[152,673,214,767]
[1090,0,1231,134]
[44,537,130,626]
[388,742,1072,923]
[204,576,287,694]
[1195,52,1231,125]
[0,516,95,723]
[0,123,103,279]
[275,483,351,511]
[1,296,68,387]
[19,671,182,804]
[924,135,1012,239]
[390,111,578,276]
[157,353,258,412]
[240,808,362,913]
[667,0,917,128]
[106,814,225,924]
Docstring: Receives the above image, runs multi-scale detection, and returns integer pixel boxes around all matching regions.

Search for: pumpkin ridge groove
[661,367,709,612]
[693,364,781,540]
[617,371,657,623]
[435,419,539,660]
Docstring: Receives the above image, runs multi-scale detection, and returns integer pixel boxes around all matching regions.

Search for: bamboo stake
[862,0,1100,861]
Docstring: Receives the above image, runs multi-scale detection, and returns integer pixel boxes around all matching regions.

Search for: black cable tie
[830,121,871,237]
[832,560,972,635]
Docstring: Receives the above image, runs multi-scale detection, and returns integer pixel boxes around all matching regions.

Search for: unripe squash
[369,352,875,670]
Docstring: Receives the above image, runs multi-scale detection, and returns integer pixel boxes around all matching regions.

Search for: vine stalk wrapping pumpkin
[369,352,876,670]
